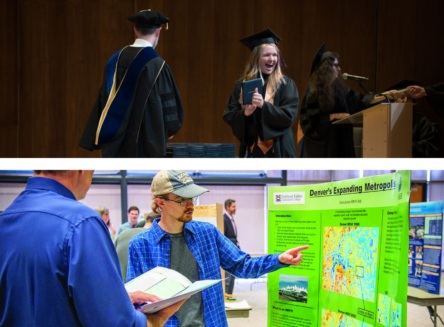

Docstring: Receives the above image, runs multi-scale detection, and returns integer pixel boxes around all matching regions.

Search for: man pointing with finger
[127,170,309,327]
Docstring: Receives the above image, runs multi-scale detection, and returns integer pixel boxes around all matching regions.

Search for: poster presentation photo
[267,171,410,327]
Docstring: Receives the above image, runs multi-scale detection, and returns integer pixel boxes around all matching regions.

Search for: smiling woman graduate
[223,29,299,158]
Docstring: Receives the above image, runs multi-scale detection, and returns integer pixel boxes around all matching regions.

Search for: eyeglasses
[163,196,198,207]
[333,63,340,68]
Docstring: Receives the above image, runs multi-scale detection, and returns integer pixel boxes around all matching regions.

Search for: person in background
[223,199,239,295]
[117,206,140,236]
[223,29,299,158]
[300,43,395,158]
[0,170,184,327]
[115,212,160,281]
[382,81,439,158]
[127,170,309,327]
[95,206,117,239]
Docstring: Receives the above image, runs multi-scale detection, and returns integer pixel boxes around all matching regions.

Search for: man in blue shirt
[117,206,141,236]
[0,170,184,327]
[127,170,309,327]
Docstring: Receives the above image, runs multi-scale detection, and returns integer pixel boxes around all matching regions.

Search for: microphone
[342,73,370,82]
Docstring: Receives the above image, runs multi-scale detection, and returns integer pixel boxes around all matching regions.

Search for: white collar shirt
[130,39,153,48]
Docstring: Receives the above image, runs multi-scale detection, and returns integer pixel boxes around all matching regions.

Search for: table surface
[408,286,444,306]
[225,299,252,318]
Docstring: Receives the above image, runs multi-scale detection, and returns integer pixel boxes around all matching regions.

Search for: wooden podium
[333,103,413,158]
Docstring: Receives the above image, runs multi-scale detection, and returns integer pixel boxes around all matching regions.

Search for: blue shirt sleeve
[127,237,144,283]
[65,216,146,327]
[215,228,288,278]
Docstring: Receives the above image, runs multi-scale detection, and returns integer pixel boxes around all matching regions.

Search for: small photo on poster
[409,228,416,239]
[415,226,425,239]
[408,259,413,275]
[415,246,423,259]
[415,260,423,277]
[278,275,308,303]
[408,246,414,258]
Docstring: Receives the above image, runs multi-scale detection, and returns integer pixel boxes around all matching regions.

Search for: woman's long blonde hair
[240,43,286,96]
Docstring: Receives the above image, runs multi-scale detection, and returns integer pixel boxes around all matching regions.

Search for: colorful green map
[323,227,379,302]
[377,293,402,327]
[322,308,372,327]
[391,300,402,327]
[377,293,391,326]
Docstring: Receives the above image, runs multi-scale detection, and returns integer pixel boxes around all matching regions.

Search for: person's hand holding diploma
[245,88,264,116]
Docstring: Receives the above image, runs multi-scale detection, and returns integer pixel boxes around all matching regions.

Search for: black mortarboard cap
[128,10,169,29]
[240,29,282,51]
[310,43,334,76]
[239,29,287,68]
[384,80,420,91]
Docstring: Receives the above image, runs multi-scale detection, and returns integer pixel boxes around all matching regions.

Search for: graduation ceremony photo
[1,0,444,158]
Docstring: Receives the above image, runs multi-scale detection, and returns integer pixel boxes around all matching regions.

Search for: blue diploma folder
[242,78,262,105]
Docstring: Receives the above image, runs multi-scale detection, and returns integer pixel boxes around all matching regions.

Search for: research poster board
[408,201,443,294]
[267,171,410,327]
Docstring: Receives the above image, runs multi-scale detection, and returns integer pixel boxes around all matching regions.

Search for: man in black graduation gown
[408,84,444,118]
[379,81,438,158]
[79,10,184,158]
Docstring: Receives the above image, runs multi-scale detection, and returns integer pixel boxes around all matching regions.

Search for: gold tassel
[166,22,169,30]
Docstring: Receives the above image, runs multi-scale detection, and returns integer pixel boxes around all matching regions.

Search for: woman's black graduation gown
[223,75,299,158]
[300,87,373,158]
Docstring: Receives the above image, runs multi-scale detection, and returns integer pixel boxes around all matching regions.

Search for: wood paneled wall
[376,0,444,156]
[2,0,443,157]
[1,1,18,157]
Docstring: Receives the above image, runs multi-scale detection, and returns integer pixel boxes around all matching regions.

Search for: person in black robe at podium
[382,81,439,158]
[299,44,395,158]
[407,84,444,118]
[79,10,184,158]
[223,29,299,158]
[412,113,439,157]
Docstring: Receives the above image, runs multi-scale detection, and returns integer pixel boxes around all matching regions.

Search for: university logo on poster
[273,192,305,205]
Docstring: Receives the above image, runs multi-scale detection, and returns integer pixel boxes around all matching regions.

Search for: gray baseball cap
[151,170,209,198]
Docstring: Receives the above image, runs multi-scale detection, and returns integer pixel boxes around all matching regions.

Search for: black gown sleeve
[158,63,184,138]
[299,88,331,141]
[260,78,299,141]
[300,87,372,142]
[424,83,444,119]
[346,88,373,114]
[137,61,184,157]
[222,80,256,147]
[78,68,108,151]
[412,115,439,158]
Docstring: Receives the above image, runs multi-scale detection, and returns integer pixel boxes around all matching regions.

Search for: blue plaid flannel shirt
[127,218,288,327]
